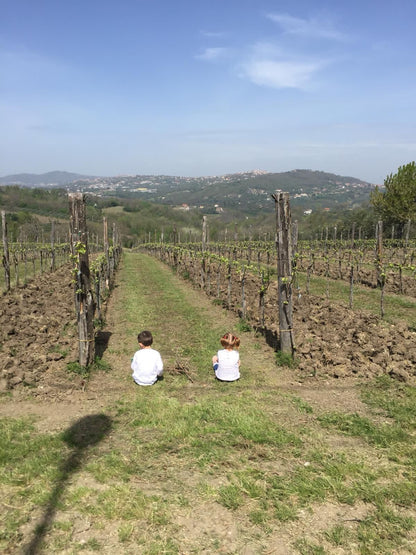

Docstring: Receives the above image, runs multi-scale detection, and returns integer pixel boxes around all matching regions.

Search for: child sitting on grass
[131,330,163,386]
[212,332,240,382]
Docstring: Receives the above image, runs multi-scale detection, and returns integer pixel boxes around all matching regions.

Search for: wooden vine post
[375,220,385,318]
[50,219,56,271]
[69,193,95,367]
[103,216,110,289]
[2,210,11,292]
[202,216,207,251]
[272,192,295,356]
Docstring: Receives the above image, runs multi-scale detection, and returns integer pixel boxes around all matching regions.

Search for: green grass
[360,374,416,429]
[317,412,410,447]
[1,251,416,554]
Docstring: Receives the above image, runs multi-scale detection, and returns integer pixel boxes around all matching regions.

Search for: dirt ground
[1,257,415,554]
[183,261,416,384]
[1,259,416,408]
[0,263,128,428]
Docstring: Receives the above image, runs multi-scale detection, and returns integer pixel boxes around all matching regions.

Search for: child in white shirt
[131,330,163,386]
[212,332,240,382]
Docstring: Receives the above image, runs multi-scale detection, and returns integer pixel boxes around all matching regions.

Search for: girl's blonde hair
[220,332,240,350]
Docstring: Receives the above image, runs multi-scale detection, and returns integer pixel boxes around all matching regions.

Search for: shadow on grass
[24,414,112,554]
[95,330,112,358]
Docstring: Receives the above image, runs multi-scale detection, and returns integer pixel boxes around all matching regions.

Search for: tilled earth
[1,263,416,399]
[0,264,79,397]
[189,265,416,384]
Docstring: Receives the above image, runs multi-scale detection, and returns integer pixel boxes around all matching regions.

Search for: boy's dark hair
[137,330,153,346]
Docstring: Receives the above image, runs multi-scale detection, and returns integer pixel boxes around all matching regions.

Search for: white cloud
[267,13,346,41]
[241,58,320,89]
[195,47,228,61]
[194,39,325,89]
[239,41,325,89]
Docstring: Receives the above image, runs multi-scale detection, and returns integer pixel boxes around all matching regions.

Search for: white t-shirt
[215,349,240,382]
[131,348,163,386]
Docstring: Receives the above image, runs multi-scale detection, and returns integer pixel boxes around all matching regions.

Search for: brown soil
[1,258,415,404]
[185,262,416,384]
[0,265,78,396]
[1,256,415,554]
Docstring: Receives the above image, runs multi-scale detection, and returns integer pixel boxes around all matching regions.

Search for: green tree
[370,162,416,237]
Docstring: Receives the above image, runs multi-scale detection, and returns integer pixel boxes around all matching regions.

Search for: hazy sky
[1,0,415,183]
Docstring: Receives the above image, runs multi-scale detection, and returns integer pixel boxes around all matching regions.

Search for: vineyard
[139,236,416,383]
[1,248,416,554]
[2,199,416,553]
[0,196,122,391]
[2,205,416,390]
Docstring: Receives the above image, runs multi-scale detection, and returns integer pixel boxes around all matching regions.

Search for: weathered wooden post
[2,210,11,292]
[405,219,411,248]
[375,220,385,318]
[69,193,95,367]
[202,216,207,252]
[292,220,299,295]
[351,222,356,248]
[200,216,208,289]
[50,220,56,271]
[103,217,110,289]
[109,222,116,280]
[272,193,295,356]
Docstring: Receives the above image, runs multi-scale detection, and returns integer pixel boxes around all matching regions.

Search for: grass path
[101,250,281,391]
[1,251,416,554]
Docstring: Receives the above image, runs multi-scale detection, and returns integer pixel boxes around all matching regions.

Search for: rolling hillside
[0,169,377,215]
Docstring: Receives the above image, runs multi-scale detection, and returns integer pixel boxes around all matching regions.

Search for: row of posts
[4,194,395,361]
[2,210,58,293]
[317,219,412,245]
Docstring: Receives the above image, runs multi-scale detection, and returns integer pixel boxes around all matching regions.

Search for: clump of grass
[66,361,89,378]
[273,501,298,522]
[360,375,416,429]
[294,538,325,554]
[358,507,415,553]
[92,357,111,372]
[317,412,409,447]
[66,357,111,378]
[236,318,252,332]
[275,350,298,368]
[48,345,68,358]
[324,524,352,546]
[290,396,313,414]
[218,484,243,510]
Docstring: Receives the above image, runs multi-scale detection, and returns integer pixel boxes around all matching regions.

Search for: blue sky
[1,0,415,183]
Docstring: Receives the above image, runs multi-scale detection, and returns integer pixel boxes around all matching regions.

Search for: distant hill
[0,169,377,214]
[0,171,95,187]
